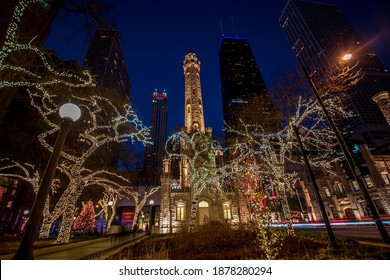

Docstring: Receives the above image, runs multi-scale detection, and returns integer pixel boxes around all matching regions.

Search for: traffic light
[341,132,370,177]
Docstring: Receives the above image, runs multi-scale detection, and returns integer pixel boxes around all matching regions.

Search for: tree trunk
[55,204,76,244]
[278,184,295,235]
[38,220,52,239]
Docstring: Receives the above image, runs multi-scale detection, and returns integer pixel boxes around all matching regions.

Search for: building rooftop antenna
[219,19,225,36]
[231,16,238,37]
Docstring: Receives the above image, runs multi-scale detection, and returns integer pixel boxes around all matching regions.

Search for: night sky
[44,0,390,146]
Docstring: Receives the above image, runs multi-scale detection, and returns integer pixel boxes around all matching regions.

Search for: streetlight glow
[342,53,352,61]
[59,103,81,121]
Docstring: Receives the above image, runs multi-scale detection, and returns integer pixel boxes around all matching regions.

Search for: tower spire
[183,50,205,133]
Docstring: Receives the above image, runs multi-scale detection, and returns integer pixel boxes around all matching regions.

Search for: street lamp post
[302,62,390,244]
[169,193,173,234]
[148,199,154,235]
[13,103,81,259]
[293,125,338,251]
[106,200,113,234]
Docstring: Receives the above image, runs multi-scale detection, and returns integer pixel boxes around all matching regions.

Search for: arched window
[223,203,232,219]
[176,203,185,221]
[199,201,209,207]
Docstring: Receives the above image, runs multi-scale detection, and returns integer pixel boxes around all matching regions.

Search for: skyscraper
[280,0,390,148]
[144,89,168,184]
[183,49,205,133]
[218,36,279,146]
[83,29,131,170]
[83,29,131,99]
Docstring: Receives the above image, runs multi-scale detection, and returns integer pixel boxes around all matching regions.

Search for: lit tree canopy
[223,60,362,233]
[0,0,94,96]
[165,129,251,221]
[30,94,152,243]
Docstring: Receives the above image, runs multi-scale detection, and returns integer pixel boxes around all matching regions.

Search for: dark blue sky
[44,0,390,142]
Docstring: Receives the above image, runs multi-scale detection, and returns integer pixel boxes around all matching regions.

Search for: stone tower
[183,49,205,133]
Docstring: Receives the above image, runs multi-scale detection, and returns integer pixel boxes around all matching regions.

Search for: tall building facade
[183,49,205,133]
[218,36,279,146]
[83,29,131,99]
[144,89,168,185]
[83,29,131,169]
[280,0,390,148]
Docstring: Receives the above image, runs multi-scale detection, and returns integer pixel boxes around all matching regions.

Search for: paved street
[1,232,146,260]
[294,221,390,243]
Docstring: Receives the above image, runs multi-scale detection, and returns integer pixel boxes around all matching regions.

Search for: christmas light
[27,93,152,243]
[131,186,160,228]
[73,200,95,235]
[222,60,360,238]
[1,0,152,242]
[165,130,251,223]
[1,0,95,110]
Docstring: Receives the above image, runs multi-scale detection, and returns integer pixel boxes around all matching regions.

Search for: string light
[73,200,95,234]
[223,91,355,236]
[39,96,152,243]
[165,130,251,222]
[1,0,152,242]
[1,95,151,243]
[131,187,160,228]
[1,1,95,98]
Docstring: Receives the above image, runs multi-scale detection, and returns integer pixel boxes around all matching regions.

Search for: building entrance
[198,201,209,225]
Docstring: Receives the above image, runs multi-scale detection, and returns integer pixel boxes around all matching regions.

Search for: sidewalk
[1,232,146,260]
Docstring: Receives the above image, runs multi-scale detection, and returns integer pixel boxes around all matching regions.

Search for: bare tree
[26,92,151,243]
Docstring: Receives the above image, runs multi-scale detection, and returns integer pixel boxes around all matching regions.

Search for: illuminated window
[335,182,344,195]
[323,187,331,197]
[381,173,390,184]
[176,204,185,221]
[223,203,232,219]
[199,201,208,207]
[352,181,360,191]
[364,176,373,188]
[170,184,180,190]
[231,99,248,104]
